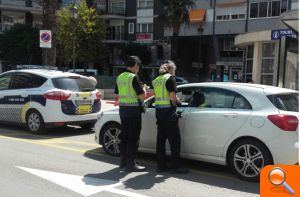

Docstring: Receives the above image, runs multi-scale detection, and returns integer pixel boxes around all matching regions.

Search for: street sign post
[40,30,52,48]
[271,29,297,40]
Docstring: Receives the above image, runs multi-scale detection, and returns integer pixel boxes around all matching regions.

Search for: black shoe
[119,160,126,168]
[126,164,146,172]
[171,167,189,174]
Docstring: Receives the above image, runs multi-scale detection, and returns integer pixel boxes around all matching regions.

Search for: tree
[0,24,42,65]
[159,0,195,36]
[56,1,106,69]
[159,0,195,62]
[42,0,59,66]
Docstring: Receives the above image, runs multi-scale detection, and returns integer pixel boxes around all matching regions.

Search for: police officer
[115,56,146,172]
[152,60,188,173]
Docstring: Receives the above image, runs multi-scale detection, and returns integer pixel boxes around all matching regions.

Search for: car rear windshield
[267,93,299,112]
[52,77,95,92]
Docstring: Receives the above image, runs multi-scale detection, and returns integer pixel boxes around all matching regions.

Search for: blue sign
[271,29,297,40]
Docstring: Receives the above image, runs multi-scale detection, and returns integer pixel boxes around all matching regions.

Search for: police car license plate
[75,100,92,105]
[77,105,92,115]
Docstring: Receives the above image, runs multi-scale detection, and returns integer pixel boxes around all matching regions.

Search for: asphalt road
[0,100,260,197]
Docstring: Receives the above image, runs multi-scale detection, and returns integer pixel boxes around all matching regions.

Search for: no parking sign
[40,30,52,48]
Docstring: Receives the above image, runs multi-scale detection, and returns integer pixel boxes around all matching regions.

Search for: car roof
[177,82,298,94]
[4,69,82,79]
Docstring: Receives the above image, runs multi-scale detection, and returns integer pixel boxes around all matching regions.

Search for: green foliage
[159,0,195,34]
[56,1,106,66]
[0,24,42,65]
[120,42,151,65]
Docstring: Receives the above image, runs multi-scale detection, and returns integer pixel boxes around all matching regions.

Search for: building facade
[168,0,298,90]
[0,0,43,32]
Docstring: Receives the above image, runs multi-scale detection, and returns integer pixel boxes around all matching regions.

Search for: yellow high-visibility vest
[152,74,171,108]
[117,72,139,106]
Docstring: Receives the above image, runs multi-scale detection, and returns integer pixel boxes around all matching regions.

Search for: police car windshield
[52,77,95,92]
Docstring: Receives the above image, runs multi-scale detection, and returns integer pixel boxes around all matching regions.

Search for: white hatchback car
[0,69,101,134]
[95,82,298,181]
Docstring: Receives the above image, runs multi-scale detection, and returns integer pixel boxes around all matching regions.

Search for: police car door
[0,73,13,122]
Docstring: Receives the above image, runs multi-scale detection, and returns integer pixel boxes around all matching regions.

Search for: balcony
[94,0,126,16]
[0,0,42,13]
[104,32,126,43]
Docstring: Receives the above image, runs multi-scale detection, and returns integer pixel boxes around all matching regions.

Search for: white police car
[0,69,101,134]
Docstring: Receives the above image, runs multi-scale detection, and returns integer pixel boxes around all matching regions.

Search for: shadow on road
[84,148,259,194]
[0,124,93,140]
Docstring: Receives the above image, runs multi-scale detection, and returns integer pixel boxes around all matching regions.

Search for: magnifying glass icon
[268,167,295,195]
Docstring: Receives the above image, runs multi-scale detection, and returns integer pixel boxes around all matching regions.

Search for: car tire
[100,123,121,156]
[80,124,94,131]
[26,110,46,134]
[229,139,273,182]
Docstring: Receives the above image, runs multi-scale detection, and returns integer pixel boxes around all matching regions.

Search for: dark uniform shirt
[155,75,177,121]
[115,70,144,117]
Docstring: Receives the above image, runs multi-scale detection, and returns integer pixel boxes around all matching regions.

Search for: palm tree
[42,0,59,66]
[159,0,195,36]
[159,0,194,62]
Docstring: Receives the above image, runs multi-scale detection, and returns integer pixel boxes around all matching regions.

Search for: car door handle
[223,113,238,118]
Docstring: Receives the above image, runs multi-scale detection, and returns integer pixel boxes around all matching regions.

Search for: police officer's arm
[166,76,179,106]
[132,76,146,101]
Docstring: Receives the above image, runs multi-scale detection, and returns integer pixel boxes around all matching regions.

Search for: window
[261,43,275,85]
[250,0,288,18]
[128,23,134,34]
[250,3,259,18]
[232,95,252,109]
[138,0,153,9]
[137,23,153,33]
[259,2,268,17]
[216,15,230,21]
[267,93,298,112]
[0,74,12,90]
[271,1,281,16]
[223,38,235,51]
[10,73,47,89]
[52,77,95,92]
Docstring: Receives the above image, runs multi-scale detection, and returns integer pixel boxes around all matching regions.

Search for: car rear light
[96,90,102,100]
[267,114,298,131]
[43,91,71,100]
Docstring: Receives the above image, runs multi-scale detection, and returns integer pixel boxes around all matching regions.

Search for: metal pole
[73,30,76,72]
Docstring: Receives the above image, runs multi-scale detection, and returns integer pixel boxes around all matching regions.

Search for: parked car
[95,82,298,181]
[0,69,102,134]
[67,69,98,77]
[175,76,189,85]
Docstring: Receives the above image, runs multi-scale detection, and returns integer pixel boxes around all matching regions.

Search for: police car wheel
[26,110,46,134]
[101,123,121,156]
[228,139,273,182]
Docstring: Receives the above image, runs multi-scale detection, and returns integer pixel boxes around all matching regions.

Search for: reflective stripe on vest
[117,72,139,106]
[152,74,171,107]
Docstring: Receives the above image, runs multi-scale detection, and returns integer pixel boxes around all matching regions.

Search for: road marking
[0,131,236,181]
[17,166,149,197]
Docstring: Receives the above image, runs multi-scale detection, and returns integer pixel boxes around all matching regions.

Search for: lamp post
[70,5,78,72]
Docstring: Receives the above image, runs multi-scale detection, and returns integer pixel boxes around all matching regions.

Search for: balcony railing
[94,0,126,15]
[106,32,125,41]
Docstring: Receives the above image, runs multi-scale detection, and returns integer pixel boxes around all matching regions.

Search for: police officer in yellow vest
[115,56,147,172]
[152,60,188,174]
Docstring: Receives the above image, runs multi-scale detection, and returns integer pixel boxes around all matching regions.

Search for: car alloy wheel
[102,124,121,156]
[229,139,272,182]
[233,144,264,178]
[26,110,45,134]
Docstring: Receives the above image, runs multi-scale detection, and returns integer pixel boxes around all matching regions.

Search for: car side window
[201,88,236,108]
[0,74,12,90]
[232,95,252,109]
[11,73,47,89]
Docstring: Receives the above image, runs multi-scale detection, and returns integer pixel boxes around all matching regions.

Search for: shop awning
[189,9,206,23]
